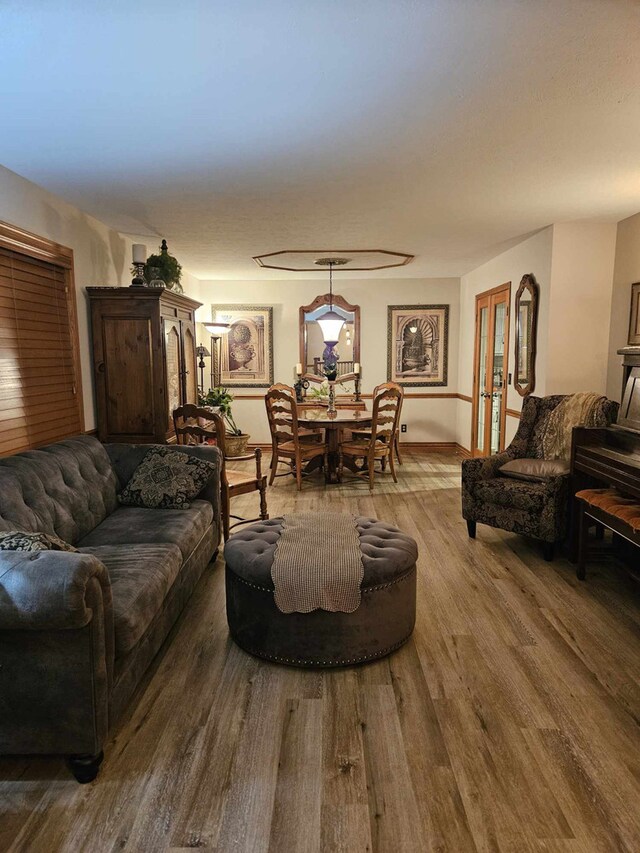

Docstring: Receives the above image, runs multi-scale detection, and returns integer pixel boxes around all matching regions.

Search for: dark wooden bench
[576,488,640,580]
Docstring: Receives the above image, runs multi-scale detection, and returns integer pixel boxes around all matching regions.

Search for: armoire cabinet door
[181,320,198,405]
[93,311,156,441]
[164,317,183,430]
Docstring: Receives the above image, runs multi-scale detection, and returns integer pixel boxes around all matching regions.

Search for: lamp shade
[317,310,345,346]
[204,322,231,335]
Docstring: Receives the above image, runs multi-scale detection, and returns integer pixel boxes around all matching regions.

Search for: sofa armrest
[0,550,114,757]
[0,549,111,631]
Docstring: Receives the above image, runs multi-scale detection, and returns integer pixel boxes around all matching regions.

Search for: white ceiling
[1,0,639,279]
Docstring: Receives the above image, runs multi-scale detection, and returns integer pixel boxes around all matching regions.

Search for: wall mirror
[514,273,539,396]
[299,294,360,379]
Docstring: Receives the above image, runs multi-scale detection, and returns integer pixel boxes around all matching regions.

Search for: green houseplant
[307,378,348,403]
[144,239,183,293]
[199,386,250,456]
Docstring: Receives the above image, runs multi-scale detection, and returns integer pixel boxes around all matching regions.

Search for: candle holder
[131,261,146,288]
[294,377,309,403]
[327,381,337,415]
[354,375,362,402]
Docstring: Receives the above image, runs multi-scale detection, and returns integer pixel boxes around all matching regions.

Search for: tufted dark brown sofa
[0,435,221,782]
[461,395,618,560]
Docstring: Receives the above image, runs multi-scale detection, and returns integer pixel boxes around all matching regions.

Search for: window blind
[0,245,83,455]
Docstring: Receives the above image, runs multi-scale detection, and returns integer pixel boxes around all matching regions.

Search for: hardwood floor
[2,450,640,852]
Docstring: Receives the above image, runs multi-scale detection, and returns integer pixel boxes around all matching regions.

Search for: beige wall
[455,222,617,453]
[195,277,460,445]
[0,164,201,431]
[1,157,634,448]
[456,227,554,451]
[606,212,640,401]
[545,222,617,396]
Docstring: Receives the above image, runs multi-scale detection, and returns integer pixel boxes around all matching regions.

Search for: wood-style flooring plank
[1,450,639,853]
[268,697,322,853]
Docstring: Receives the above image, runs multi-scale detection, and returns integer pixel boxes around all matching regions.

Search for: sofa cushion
[475,477,546,513]
[499,458,570,482]
[77,499,214,560]
[78,543,183,656]
[118,447,216,510]
[0,436,118,544]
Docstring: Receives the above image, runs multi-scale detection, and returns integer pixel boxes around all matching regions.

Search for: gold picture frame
[211,305,274,387]
[387,305,449,386]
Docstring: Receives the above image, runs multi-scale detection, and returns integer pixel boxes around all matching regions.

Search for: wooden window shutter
[0,223,84,456]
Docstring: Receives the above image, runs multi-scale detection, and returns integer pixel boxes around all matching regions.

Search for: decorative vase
[224,433,250,458]
[147,267,165,288]
[230,344,254,371]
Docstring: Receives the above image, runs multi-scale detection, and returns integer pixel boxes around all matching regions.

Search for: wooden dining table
[296,406,372,484]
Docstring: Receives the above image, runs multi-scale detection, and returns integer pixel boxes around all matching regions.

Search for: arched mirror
[299,294,360,379]
[514,273,539,396]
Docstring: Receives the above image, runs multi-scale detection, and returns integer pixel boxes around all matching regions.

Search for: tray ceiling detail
[253,250,414,272]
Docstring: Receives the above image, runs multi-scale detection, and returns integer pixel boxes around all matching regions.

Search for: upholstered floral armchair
[461,395,618,560]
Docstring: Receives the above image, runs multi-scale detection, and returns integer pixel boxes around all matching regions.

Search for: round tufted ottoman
[224,516,417,667]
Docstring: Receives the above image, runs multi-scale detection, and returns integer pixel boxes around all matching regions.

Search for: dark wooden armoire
[87,287,202,443]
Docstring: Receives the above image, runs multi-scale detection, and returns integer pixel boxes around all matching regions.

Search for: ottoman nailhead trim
[226,564,416,595]
[226,571,273,594]
[230,630,414,667]
[361,567,415,593]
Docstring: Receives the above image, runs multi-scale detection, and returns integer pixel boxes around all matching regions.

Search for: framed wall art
[387,305,449,386]
[211,305,274,387]
[628,282,640,346]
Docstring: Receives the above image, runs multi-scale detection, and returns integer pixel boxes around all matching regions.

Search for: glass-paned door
[472,284,510,457]
[490,299,507,454]
[473,298,490,456]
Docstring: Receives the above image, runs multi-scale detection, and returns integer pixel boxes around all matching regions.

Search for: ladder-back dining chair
[265,386,328,490]
[173,404,268,541]
[339,385,402,490]
[351,381,404,465]
[270,383,322,440]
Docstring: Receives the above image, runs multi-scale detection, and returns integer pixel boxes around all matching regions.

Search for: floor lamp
[204,321,231,388]
[196,344,210,394]
[210,335,221,388]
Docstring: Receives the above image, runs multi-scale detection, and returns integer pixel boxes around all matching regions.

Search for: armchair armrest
[462,449,513,484]
[0,549,111,631]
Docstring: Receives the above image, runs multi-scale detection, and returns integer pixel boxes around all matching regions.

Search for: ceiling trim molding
[253,249,414,272]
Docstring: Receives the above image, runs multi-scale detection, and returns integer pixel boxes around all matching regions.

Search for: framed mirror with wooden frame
[299,293,360,382]
[514,273,539,397]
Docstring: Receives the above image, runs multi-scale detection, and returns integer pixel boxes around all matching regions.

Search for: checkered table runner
[271,512,364,613]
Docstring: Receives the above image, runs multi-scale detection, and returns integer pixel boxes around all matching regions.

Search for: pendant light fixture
[314,257,349,345]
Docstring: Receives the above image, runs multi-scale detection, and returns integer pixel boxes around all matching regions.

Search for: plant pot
[224,433,250,458]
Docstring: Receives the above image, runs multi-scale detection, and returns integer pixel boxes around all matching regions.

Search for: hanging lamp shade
[314,257,348,346]
[317,309,345,346]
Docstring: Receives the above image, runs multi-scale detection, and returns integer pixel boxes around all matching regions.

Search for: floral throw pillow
[0,530,77,552]
[119,447,216,510]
